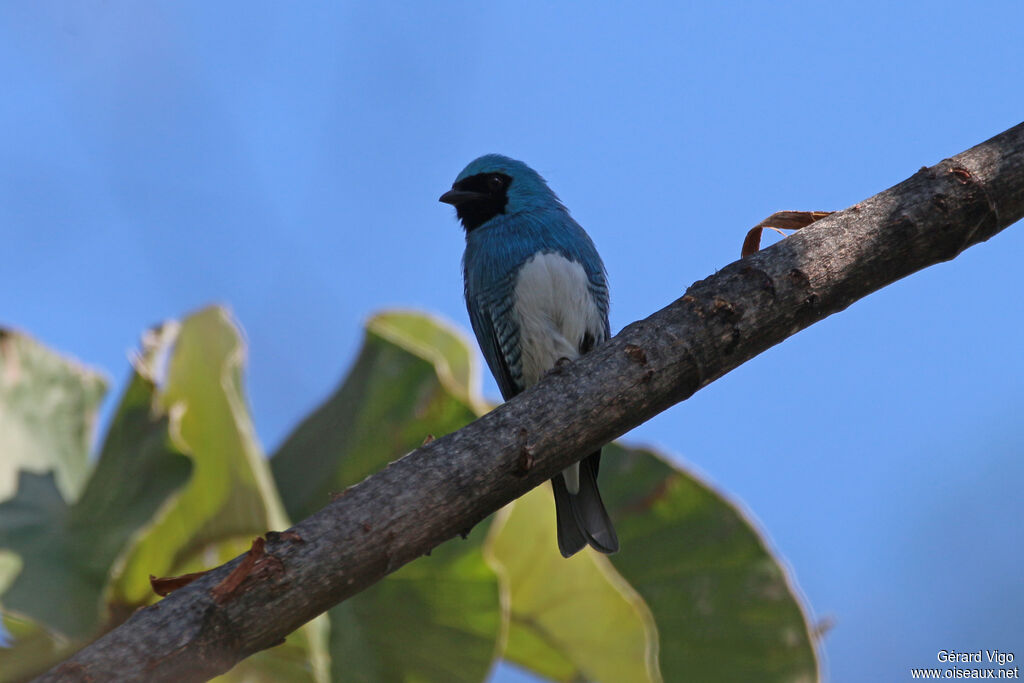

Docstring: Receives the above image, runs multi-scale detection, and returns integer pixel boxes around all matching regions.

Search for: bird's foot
[542,357,574,379]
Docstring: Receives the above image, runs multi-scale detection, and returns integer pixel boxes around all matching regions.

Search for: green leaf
[367,310,480,407]
[0,328,107,504]
[0,370,192,638]
[272,311,501,683]
[486,483,660,683]
[104,308,329,683]
[601,443,820,682]
[273,311,483,520]
[0,325,186,677]
[111,306,289,604]
[487,444,819,683]
[329,523,501,683]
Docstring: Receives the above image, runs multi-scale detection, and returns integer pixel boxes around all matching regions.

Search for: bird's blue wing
[466,287,523,401]
[585,273,611,342]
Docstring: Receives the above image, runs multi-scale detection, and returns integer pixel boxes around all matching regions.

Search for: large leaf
[0,370,192,639]
[272,311,502,683]
[0,328,106,504]
[0,325,186,679]
[0,327,105,673]
[104,308,329,683]
[601,444,820,682]
[273,311,483,519]
[486,483,660,683]
[329,523,501,683]
[111,306,289,603]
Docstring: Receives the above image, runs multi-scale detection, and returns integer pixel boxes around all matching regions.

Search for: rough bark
[41,122,1024,682]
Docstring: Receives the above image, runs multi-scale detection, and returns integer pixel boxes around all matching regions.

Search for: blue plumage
[441,154,619,557]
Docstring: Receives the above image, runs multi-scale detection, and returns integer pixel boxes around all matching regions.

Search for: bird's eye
[488,175,505,191]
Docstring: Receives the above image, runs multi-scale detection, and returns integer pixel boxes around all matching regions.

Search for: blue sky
[2,2,1022,681]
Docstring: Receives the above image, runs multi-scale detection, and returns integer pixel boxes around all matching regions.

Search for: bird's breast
[512,252,604,388]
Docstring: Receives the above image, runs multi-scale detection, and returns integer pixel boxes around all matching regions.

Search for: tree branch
[42,122,1024,682]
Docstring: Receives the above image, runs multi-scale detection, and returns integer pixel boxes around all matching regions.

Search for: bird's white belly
[513,252,603,495]
[513,252,604,496]
[513,252,603,388]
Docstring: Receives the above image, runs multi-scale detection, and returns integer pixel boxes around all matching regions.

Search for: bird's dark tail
[552,450,619,558]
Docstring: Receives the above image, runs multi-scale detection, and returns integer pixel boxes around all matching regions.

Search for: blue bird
[440,154,619,558]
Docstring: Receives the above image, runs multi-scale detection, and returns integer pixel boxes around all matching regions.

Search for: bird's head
[440,154,564,232]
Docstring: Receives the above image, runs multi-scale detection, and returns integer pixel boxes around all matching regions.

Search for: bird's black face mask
[439,172,512,232]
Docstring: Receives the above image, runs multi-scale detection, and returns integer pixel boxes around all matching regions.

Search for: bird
[440,154,619,558]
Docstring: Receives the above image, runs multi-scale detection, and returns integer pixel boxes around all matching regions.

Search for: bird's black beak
[439,189,485,206]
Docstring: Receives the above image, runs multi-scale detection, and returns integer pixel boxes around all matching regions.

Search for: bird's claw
[542,357,573,380]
